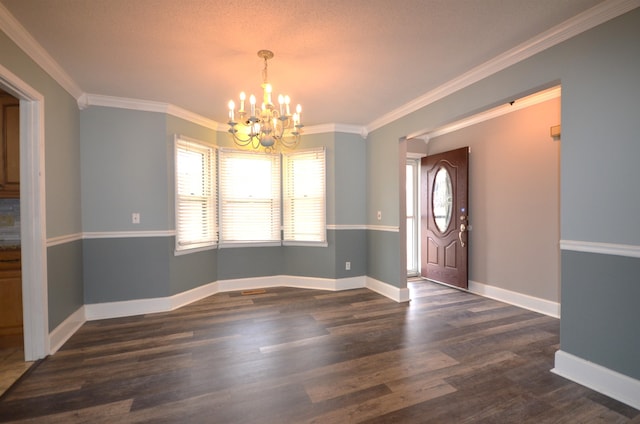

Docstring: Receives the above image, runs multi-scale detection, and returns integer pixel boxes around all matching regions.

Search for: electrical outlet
[132,213,140,224]
[345,261,351,270]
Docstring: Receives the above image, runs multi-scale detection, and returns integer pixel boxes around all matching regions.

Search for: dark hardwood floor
[0,281,638,423]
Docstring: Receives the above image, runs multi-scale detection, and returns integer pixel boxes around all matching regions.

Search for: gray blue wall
[79,107,368,303]
[427,97,561,302]
[368,8,640,379]
[0,30,83,331]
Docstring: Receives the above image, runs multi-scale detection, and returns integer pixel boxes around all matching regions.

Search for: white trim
[80,94,370,137]
[335,276,368,291]
[366,0,640,133]
[80,93,167,113]
[167,104,223,131]
[552,350,640,410]
[83,230,175,239]
[327,224,367,231]
[218,275,368,292]
[366,277,411,302]
[44,227,388,245]
[468,280,560,318]
[170,281,221,310]
[409,86,562,141]
[85,297,173,321]
[282,241,329,247]
[217,275,284,292]
[0,3,83,100]
[0,64,50,361]
[303,123,368,138]
[49,306,86,354]
[406,152,427,160]
[80,93,226,131]
[46,233,83,247]
[368,225,399,232]
[83,275,412,322]
[219,241,282,248]
[173,244,217,256]
[560,239,640,259]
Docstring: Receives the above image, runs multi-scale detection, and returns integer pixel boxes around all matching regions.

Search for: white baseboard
[468,280,560,318]
[552,350,640,410]
[171,281,221,310]
[366,277,411,302]
[85,297,172,321]
[84,275,394,322]
[216,275,367,293]
[49,306,86,354]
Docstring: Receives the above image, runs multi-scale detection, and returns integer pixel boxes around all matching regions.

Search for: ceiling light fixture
[227,50,303,151]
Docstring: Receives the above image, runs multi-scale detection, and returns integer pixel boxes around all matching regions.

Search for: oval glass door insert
[433,166,453,233]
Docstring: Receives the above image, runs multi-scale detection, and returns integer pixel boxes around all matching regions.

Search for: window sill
[174,244,217,256]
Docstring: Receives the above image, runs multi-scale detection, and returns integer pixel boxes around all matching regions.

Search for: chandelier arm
[229,130,261,149]
[278,134,301,149]
[227,49,303,151]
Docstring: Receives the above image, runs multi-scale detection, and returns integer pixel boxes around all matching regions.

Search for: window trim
[174,134,217,253]
[173,140,328,253]
[282,147,327,246]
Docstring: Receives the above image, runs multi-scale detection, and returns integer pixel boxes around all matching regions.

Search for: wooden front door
[421,147,469,289]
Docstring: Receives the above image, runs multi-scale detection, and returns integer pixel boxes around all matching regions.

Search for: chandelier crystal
[227,50,303,150]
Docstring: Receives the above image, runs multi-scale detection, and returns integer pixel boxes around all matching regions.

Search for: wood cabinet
[0,249,22,348]
[0,93,20,198]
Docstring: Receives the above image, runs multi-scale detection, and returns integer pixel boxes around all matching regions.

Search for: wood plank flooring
[0,349,32,398]
[0,281,638,423]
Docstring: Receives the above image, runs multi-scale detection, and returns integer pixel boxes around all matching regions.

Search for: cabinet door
[5,104,19,187]
[0,95,20,196]
[0,269,23,348]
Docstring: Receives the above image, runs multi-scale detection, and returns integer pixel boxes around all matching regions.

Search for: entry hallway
[0,282,638,423]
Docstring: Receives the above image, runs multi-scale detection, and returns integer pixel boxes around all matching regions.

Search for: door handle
[459,223,467,247]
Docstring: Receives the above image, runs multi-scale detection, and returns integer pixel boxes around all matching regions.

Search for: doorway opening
[0,88,23,349]
[404,85,561,315]
[0,65,49,363]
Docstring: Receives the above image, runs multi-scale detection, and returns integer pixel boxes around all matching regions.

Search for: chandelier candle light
[227,50,303,150]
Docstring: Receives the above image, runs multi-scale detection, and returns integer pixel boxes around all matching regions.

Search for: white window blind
[175,136,217,251]
[218,149,281,244]
[283,147,326,244]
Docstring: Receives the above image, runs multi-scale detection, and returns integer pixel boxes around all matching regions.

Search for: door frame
[0,64,49,360]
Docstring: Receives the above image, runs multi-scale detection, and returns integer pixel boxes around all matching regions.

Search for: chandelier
[227,50,303,150]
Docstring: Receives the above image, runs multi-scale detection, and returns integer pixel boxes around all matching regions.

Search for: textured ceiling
[1,0,603,127]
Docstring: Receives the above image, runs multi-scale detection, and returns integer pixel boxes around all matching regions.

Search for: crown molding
[82,94,364,136]
[80,93,226,131]
[304,123,368,138]
[406,85,561,141]
[0,2,83,99]
[79,93,167,113]
[366,0,640,133]
[166,104,224,131]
